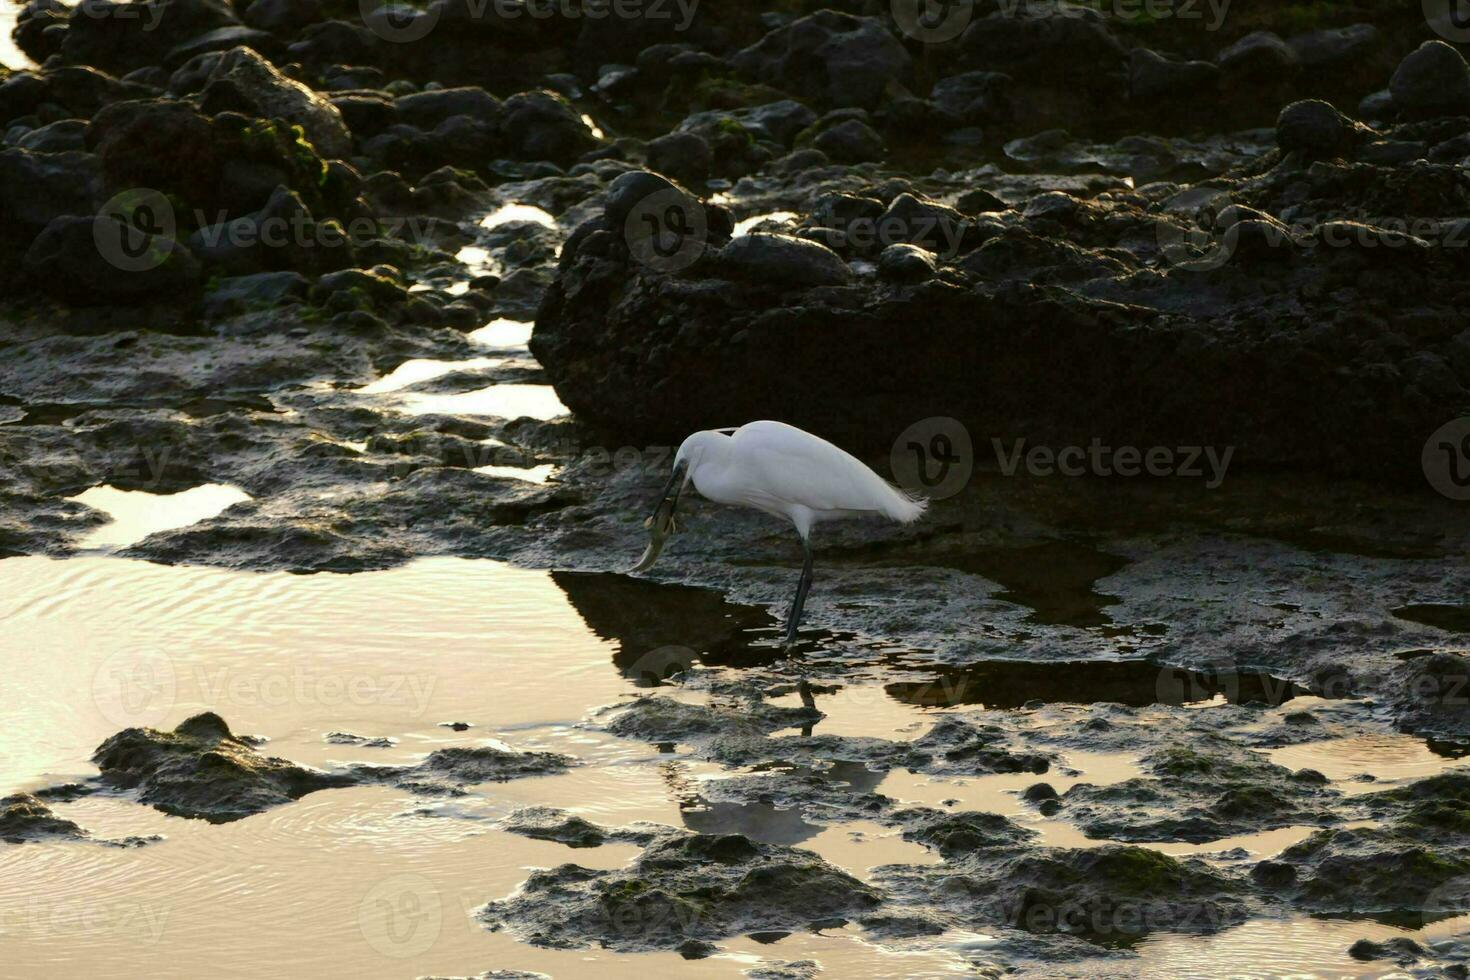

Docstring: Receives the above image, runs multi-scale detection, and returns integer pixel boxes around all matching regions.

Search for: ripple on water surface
[1,553,1460,978]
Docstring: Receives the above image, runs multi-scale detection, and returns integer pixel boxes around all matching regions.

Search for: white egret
[631,420,927,647]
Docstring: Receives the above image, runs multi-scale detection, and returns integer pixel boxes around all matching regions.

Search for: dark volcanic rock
[0,792,158,847]
[1275,99,1367,160]
[479,831,882,950]
[881,843,1248,939]
[91,712,348,822]
[498,807,663,848]
[359,744,574,796]
[731,11,910,110]
[1390,41,1470,119]
[1061,741,1342,843]
[1130,48,1219,101]
[713,234,852,288]
[59,0,243,76]
[533,135,1470,482]
[0,147,100,230]
[23,214,202,304]
[1263,825,1470,916]
[898,808,1037,857]
[201,46,352,159]
[0,793,90,843]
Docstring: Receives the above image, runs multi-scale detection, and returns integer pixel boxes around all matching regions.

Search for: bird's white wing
[730,421,924,522]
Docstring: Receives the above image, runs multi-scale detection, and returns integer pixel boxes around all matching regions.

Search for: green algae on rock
[479,831,881,951]
[91,711,350,822]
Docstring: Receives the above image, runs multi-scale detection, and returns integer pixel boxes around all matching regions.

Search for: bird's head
[628,430,729,574]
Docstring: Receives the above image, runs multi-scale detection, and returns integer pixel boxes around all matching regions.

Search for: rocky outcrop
[479,830,882,950]
[91,712,348,821]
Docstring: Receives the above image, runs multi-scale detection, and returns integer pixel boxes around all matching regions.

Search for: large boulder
[500,89,601,163]
[187,184,353,275]
[958,10,1125,81]
[200,46,352,159]
[1390,41,1470,119]
[731,10,911,109]
[714,233,852,288]
[89,99,347,221]
[1130,48,1220,101]
[23,213,203,304]
[0,148,100,229]
[930,71,1013,125]
[59,0,243,75]
[1216,31,1300,80]
[1275,99,1367,160]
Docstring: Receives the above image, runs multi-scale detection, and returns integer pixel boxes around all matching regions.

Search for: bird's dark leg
[784,536,815,649]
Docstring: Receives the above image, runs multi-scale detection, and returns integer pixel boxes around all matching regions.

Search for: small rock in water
[324,732,398,748]
[91,712,350,822]
[497,806,664,848]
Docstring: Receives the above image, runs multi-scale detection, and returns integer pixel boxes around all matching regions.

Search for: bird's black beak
[629,460,688,573]
[645,460,688,529]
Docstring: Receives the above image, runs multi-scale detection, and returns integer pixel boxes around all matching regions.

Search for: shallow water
[2,553,1463,978]
[0,1,30,70]
[0,555,989,977]
[68,484,252,551]
[468,318,536,349]
[398,383,568,421]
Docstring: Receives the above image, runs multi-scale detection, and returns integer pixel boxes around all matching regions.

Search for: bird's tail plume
[881,483,928,524]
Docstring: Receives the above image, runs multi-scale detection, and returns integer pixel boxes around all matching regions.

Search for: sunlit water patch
[0,555,996,978]
[398,384,568,420]
[0,1,32,69]
[1116,912,1470,980]
[474,463,556,483]
[480,203,557,230]
[1268,733,1470,793]
[68,484,252,550]
[733,211,799,237]
[1,554,1458,978]
[357,357,503,395]
[468,318,535,348]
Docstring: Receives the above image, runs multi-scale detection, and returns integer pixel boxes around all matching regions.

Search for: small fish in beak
[629,460,687,573]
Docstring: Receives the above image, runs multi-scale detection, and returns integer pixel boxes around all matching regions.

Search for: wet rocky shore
[5,0,1470,976]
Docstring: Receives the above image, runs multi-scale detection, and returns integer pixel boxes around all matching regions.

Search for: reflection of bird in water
[632,421,927,648]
